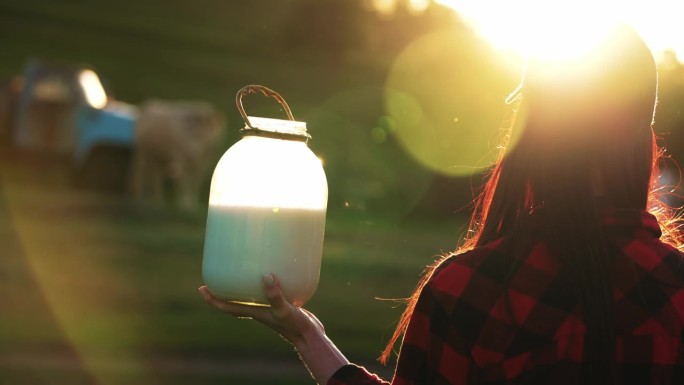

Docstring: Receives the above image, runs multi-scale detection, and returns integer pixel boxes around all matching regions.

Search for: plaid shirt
[328,210,684,385]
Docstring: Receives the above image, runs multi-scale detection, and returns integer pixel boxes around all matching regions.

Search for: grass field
[0,3,474,383]
[0,147,467,384]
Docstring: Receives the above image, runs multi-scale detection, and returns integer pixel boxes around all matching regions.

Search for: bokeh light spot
[386,91,424,129]
[306,86,435,219]
[385,28,520,176]
[370,126,388,143]
[377,115,397,133]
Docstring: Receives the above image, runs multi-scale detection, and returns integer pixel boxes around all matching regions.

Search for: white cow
[130,99,225,210]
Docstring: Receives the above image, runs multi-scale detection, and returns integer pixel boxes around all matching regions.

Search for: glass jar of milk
[202,85,327,306]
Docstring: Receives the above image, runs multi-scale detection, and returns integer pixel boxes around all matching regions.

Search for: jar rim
[241,116,310,141]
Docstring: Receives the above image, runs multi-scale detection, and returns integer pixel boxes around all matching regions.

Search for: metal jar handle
[236,85,295,129]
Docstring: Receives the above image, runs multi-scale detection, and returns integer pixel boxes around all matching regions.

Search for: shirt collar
[600,208,662,238]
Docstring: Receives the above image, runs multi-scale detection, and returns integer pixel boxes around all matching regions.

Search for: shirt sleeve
[327,364,390,385]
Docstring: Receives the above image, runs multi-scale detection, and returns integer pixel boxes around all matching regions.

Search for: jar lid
[241,116,310,141]
[237,85,311,141]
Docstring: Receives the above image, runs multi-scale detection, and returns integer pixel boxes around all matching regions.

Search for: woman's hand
[198,274,350,384]
[198,274,323,347]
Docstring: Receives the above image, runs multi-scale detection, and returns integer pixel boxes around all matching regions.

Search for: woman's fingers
[198,280,294,325]
[198,280,329,350]
[198,285,263,319]
[262,274,296,319]
[262,273,284,305]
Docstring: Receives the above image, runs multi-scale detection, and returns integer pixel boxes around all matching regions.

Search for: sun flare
[435,0,684,60]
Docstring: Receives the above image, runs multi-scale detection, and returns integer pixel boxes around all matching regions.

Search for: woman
[199,25,684,384]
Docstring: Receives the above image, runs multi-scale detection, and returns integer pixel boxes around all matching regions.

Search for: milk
[202,106,328,306]
[202,204,326,306]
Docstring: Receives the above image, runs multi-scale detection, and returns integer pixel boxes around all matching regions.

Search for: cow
[129,99,225,211]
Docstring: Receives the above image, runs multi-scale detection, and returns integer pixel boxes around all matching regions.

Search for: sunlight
[367,0,397,17]
[468,2,615,60]
[366,0,431,16]
[435,0,684,59]
[407,0,431,15]
[626,1,684,58]
[78,69,108,109]
[209,118,327,210]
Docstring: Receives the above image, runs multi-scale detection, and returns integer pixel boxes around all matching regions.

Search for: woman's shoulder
[425,238,509,297]
[423,236,559,299]
[435,237,507,273]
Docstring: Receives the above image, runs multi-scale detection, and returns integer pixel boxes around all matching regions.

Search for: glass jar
[202,85,327,306]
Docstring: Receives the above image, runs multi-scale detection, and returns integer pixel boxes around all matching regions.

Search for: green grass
[0,3,473,383]
[0,151,466,384]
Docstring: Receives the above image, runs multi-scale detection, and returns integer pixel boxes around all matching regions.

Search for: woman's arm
[198,274,350,385]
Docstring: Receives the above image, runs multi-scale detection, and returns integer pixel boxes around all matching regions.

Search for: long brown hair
[380,25,683,381]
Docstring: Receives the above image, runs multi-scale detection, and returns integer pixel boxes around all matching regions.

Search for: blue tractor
[10,60,137,192]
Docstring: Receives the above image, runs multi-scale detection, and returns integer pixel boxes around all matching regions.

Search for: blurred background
[1,1,682,384]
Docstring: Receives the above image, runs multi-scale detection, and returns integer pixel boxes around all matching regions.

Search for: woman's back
[389,209,684,384]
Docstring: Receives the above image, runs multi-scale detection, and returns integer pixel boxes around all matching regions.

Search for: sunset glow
[435,0,684,60]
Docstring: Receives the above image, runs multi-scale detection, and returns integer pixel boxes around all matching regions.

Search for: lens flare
[385,28,520,176]
[2,176,151,384]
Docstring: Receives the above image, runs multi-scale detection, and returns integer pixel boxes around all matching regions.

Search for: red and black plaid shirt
[328,210,684,385]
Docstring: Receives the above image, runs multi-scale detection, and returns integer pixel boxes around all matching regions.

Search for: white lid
[243,116,310,139]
